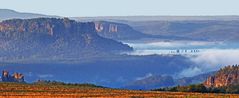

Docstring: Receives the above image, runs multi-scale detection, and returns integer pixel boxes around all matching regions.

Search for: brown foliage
[0,83,238,98]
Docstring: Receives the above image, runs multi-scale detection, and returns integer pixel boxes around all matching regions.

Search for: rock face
[0,18,94,35]
[0,18,132,62]
[1,70,24,82]
[204,65,239,88]
[94,21,149,40]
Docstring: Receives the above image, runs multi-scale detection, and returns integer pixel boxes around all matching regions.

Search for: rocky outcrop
[95,22,118,33]
[94,21,149,40]
[109,24,118,33]
[1,70,24,83]
[204,65,239,88]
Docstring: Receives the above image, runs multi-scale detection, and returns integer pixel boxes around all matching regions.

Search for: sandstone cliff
[0,18,132,62]
[1,70,24,83]
[94,21,149,40]
[204,65,239,88]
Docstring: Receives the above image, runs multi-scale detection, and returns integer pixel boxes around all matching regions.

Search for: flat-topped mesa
[203,65,239,88]
[0,18,132,56]
[1,70,25,83]
[0,18,97,36]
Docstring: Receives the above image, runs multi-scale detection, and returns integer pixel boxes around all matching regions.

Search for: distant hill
[93,21,189,41]
[4,9,236,41]
[0,9,51,20]
[127,20,239,41]
[0,18,132,62]
[176,71,216,86]
[123,71,215,90]
[72,16,239,22]
[123,75,174,90]
[73,16,239,41]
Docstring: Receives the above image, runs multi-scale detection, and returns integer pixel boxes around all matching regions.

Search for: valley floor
[0,83,238,98]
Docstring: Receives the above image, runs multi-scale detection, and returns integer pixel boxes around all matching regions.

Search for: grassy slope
[0,83,238,98]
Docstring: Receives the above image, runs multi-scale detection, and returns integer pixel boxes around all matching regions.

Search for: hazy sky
[0,0,238,17]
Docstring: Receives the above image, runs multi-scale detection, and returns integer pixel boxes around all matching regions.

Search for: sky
[0,0,239,17]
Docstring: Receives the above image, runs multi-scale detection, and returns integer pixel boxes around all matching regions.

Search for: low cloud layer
[38,74,54,78]
[135,73,153,81]
[193,49,238,68]
[124,41,224,56]
[176,49,239,77]
[125,41,222,50]
[126,41,239,77]
[190,49,239,67]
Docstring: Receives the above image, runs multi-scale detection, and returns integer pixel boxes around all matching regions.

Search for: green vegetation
[33,80,105,88]
[153,84,239,94]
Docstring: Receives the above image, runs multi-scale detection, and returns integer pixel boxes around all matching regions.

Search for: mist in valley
[124,40,239,78]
